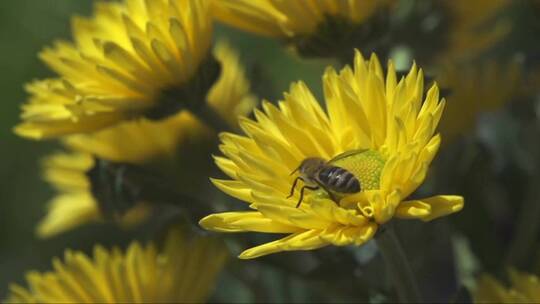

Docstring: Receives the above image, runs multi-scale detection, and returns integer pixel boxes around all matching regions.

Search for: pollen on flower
[331,150,386,192]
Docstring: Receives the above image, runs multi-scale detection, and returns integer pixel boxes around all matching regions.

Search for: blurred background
[2,0,540,302]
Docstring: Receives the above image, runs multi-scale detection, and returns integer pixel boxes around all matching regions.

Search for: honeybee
[287,151,363,208]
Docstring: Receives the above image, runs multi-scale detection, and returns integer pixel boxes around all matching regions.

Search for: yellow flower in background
[474,269,540,303]
[37,152,150,238]
[211,0,394,58]
[438,60,523,144]
[7,228,228,303]
[200,51,464,259]
[205,42,257,128]
[442,0,510,62]
[36,42,255,238]
[211,0,508,62]
[65,41,256,163]
[212,0,390,38]
[15,0,216,139]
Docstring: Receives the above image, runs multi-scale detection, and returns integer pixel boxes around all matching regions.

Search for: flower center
[87,158,182,219]
[330,149,385,191]
[145,54,221,120]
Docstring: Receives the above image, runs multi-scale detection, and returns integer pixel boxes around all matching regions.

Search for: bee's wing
[327,149,369,164]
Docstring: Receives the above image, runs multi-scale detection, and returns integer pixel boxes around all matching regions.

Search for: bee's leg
[327,191,338,203]
[287,177,303,199]
[315,181,338,203]
[296,185,319,208]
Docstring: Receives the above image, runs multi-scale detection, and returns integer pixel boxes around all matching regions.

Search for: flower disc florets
[200,51,464,259]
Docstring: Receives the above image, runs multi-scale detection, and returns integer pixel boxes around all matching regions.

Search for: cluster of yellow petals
[64,42,256,163]
[7,228,228,303]
[474,269,540,303]
[211,0,390,38]
[15,0,213,139]
[200,51,464,259]
[438,60,523,144]
[37,152,150,238]
[442,0,511,62]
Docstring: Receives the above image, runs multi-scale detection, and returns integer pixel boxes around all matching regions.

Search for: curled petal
[394,200,432,218]
[396,195,464,221]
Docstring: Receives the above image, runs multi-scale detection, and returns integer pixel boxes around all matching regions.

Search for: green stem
[505,173,540,268]
[376,225,422,303]
[193,102,232,133]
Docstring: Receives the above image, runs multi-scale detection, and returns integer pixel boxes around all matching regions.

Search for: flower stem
[376,224,422,303]
[192,102,232,133]
[505,173,540,267]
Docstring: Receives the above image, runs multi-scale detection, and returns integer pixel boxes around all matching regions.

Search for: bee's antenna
[289,164,302,176]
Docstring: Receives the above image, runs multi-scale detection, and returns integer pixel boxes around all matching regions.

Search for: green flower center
[330,149,385,191]
[307,149,386,206]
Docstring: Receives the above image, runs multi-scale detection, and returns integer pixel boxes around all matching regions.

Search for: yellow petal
[396,195,464,221]
[210,179,253,203]
[320,223,377,246]
[238,230,327,259]
[309,199,368,226]
[394,200,432,219]
[36,192,101,238]
[199,212,301,233]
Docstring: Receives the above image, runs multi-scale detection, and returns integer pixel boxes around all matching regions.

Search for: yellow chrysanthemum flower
[442,0,510,62]
[64,41,256,162]
[212,0,393,58]
[474,269,540,303]
[37,151,152,238]
[38,43,256,238]
[6,228,228,303]
[212,0,389,37]
[15,0,220,139]
[211,0,509,64]
[200,51,464,259]
[438,60,523,144]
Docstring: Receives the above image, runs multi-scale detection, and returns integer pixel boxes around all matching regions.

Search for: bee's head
[296,157,326,178]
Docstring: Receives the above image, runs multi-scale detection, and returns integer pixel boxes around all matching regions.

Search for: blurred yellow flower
[442,0,510,61]
[438,60,523,144]
[36,42,255,238]
[200,51,464,259]
[65,41,256,162]
[15,0,218,139]
[37,152,150,238]
[213,0,389,37]
[211,0,393,58]
[474,269,540,303]
[7,228,228,303]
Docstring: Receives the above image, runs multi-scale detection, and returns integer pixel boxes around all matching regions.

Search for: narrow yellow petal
[199,212,301,233]
[238,230,328,259]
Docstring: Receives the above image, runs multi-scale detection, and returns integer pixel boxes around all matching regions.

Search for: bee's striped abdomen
[317,166,360,193]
